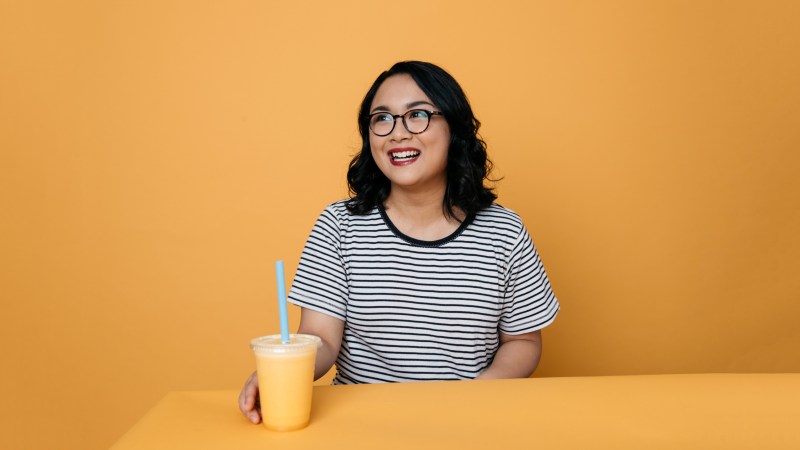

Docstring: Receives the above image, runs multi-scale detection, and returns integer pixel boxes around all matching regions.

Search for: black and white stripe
[289,201,559,384]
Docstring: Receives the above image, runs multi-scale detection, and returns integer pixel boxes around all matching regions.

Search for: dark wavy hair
[345,61,497,220]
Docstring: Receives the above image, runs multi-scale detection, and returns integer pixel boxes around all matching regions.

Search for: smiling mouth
[390,150,420,162]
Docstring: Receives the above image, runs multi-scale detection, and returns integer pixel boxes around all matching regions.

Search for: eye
[371,113,394,123]
[407,110,430,120]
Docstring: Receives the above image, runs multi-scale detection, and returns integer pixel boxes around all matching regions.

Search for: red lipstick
[387,147,421,166]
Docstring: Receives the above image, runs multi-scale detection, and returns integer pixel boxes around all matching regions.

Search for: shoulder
[316,200,383,232]
[313,199,364,223]
[322,200,381,220]
[473,203,526,234]
[322,200,351,219]
[307,200,351,238]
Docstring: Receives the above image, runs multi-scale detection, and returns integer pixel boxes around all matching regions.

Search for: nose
[388,117,412,141]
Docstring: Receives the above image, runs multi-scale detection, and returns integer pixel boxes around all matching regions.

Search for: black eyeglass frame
[366,109,444,137]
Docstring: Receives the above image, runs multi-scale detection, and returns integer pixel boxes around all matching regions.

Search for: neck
[384,185,447,221]
[383,186,465,241]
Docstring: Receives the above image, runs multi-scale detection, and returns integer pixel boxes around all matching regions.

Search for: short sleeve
[499,225,560,334]
[287,205,349,320]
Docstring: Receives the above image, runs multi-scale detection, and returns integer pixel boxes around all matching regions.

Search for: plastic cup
[250,334,321,431]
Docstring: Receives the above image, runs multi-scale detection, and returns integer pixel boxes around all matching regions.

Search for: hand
[238,371,261,424]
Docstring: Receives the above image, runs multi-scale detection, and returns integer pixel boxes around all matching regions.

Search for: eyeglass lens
[369,110,432,136]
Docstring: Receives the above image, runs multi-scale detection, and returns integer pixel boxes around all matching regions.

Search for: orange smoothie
[251,334,320,431]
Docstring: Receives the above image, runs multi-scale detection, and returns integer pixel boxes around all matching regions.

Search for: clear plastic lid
[250,334,321,354]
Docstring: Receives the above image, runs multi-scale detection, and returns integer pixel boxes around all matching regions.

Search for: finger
[244,375,258,409]
[239,372,258,412]
[248,388,261,424]
[238,388,249,413]
[238,378,248,411]
[242,380,258,411]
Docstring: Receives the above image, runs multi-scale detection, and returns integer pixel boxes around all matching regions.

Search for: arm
[475,330,542,380]
[238,307,344,424]
[297,308,344,380]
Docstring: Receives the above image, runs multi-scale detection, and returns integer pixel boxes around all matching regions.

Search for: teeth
[391,150,420,160]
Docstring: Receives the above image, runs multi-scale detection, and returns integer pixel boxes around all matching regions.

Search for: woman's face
[368,74,451,195]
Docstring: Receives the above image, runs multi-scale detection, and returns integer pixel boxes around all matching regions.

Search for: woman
[240,61,559,424]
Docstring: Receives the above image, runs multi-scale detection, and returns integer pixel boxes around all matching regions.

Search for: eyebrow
[370,100,436,114]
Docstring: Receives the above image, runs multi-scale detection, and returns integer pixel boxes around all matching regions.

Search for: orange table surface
[111,374,800,449]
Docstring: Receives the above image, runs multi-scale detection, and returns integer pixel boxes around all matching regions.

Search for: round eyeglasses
[367,109,444,137]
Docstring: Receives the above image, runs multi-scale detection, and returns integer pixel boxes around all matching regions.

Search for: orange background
[1,1,799,449]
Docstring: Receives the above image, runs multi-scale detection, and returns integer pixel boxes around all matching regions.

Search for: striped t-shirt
[288,200,559,384]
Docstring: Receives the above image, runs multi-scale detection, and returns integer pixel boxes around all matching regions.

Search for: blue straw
[275,260,290,344]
